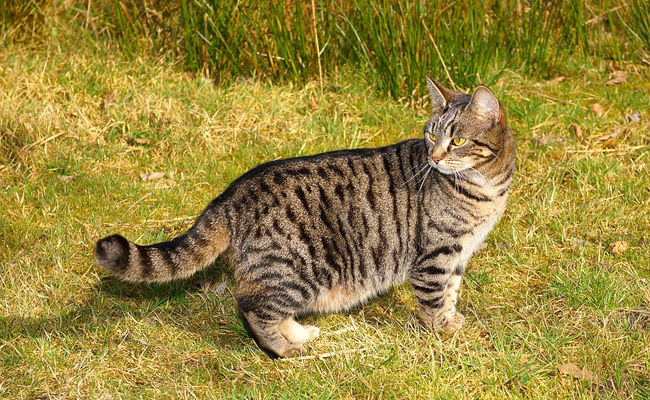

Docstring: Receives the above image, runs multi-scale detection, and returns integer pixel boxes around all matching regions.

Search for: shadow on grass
[2,258,415,356]
[0,259,251,347]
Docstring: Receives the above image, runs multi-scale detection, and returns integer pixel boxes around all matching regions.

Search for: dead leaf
[140,172,165,181]
[148,172,165,181]
[590,103,604,117]
[607,240,629,254]
[58,175,75,182]
[604,70,627,86]
[547,76,565,86]
[133,137,151,145]
[103,91,116,111]
[568,123,582,138]
[534,135,564,145]
[558,363,602,384]
[595,129,622,148]
[626,112,641,123]
[214,281,228,296]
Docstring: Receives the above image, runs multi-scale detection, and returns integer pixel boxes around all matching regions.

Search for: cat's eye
[452,137,467,146]
[429,134,436,143]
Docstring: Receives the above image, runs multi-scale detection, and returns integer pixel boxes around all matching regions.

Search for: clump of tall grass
[626,0,650,51]
[3,1,646,99]
[125,0,645,99]
[107,0,181,57]
[176,0,641,98]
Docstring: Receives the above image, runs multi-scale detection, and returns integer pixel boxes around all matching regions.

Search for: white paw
[303,325,320,342]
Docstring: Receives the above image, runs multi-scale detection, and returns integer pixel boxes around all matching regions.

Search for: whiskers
[452,170,464,192]
[465,167,488,185]
[403,161,434,197]
[417,166,433,196]
[488,150,503,165]
[403,162,429,186]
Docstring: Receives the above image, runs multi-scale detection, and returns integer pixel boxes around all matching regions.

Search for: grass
[2,4,650,400]
[157,0,650,99]
[4,1,650,101]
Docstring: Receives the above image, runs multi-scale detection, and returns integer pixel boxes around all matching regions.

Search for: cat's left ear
[426,76,455,112]
[466,86,506,127]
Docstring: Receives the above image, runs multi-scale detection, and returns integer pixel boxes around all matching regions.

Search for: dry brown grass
[2,26,650,399]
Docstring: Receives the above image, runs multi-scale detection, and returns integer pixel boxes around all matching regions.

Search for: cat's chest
[420,189,507,260]
[459,196,508,260]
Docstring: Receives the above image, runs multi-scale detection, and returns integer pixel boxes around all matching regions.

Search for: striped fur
[96,78,516,358]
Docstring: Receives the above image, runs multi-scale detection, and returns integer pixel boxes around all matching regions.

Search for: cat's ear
[466,86,503,125]
[426,76,454,111]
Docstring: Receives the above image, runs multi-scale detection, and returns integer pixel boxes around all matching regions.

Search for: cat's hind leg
[239,309,304,358]
[235,257,320,357]
[236,279,318,358]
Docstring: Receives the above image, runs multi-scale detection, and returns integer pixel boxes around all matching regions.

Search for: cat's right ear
[426,76,454,112]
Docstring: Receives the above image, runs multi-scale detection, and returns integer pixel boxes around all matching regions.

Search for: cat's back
[219,139,425,278]
[220,138,425,213]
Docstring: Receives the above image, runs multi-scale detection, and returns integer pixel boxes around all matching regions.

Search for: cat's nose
[431,157,441,164]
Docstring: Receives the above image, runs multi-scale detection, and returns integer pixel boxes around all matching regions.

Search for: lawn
[1,2,650,399]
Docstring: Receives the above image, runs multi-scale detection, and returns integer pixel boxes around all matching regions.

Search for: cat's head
[423,77,509,175]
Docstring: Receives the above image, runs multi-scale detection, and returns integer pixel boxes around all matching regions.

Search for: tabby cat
[96,77,516,358]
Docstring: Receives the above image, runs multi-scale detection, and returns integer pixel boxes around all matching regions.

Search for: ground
[1,37,649,399]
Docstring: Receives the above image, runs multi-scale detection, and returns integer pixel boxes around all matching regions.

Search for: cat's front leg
[409,264,450,330]
[410,262,465,332]
[440,269,465,332]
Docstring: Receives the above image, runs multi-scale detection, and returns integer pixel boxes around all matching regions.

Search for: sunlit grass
[2,4,650,400]
[3,1,650,100]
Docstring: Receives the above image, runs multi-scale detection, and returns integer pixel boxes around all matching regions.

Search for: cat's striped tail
[95,209,230,283]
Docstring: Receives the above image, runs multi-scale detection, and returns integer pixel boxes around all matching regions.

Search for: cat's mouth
[428,159,463,174]
[433,166,456,174]
[431,161,488,185]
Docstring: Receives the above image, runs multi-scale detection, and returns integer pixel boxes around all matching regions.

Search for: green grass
[4,0,650,101]
[133,0,650,99]
[2,3,650,399]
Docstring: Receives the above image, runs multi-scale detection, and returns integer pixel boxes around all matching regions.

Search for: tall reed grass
[111,0,649,98]
[627,0,650,51]
[3,1,649,99]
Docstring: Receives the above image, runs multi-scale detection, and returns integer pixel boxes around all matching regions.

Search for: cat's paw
[278,319,320,344]
[443,312,465,333]
[418,308,465,333]
[303,325,321,342]
[418,308,445,330]
[279,342,305,358]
